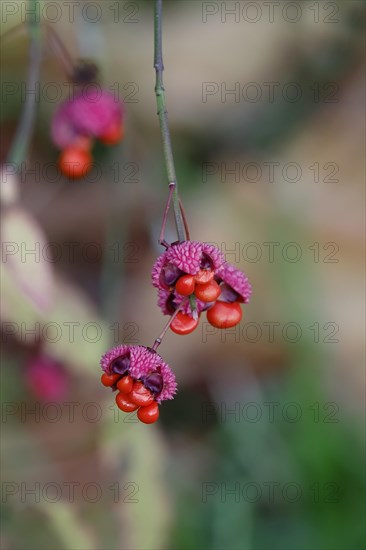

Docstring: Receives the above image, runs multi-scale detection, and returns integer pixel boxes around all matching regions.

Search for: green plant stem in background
[7,0,43,166]
[154,0,186,243]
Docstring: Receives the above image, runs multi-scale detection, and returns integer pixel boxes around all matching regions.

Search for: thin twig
[154,0,187,243]
[45,23,74,77]
[179,198,191,241]
[151,299,187,351]
[159,182,175,247]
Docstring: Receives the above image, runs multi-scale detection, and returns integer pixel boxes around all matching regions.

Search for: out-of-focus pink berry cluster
[26,355,69,401]
[52,85,124,179]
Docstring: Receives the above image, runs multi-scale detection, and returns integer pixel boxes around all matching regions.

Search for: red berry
[170,312,199,335]
[175,275,195,296]
[129,381,154,407]
[194,280,221,302]
[206,301,242,329]
[137,402,159,424]
[101,373,120,387]
[116,375,134,394]
[194,269,214,284]
[99,122,124,145]
[58,147,93,179]
[115,392,138,412]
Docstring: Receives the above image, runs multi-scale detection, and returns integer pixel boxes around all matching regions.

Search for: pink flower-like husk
[128,346,157,378]
[216,262,252,303]
[51,103,81,149]
[167,241,203,274]
[100,344,131,375]
[68,89,123,135]
[157,289,173,315]
[51,89,123,148]
[100,345,177,402]
[151,241,225,291]
[129,346,177,403]
[151,250,169,288]
[154,362,177,403]
[201,243,225,271]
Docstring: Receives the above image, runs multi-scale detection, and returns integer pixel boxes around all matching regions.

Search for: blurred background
[1,1,365,549]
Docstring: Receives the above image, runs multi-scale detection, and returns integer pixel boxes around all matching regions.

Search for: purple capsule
[200,254,213,270]
[219,283,240,303]
[166,293,178,314]
[160,263,182,288]
[111,355,130,375]
[143,373,164,395]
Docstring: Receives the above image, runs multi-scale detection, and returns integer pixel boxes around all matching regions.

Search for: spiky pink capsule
[215,262,252,304]
[152,241,224,293]
[100,345,177,404]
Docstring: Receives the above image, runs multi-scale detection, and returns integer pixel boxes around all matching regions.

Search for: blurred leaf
[101,419,172,550]
[1,207,54,315]
[39,502,96,550]
[42,277,109,374]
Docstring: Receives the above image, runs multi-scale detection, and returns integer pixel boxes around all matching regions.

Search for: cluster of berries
[100,344,177,424]
[152,241,252,335]
[100,240,251,424]
[51,64,124,179]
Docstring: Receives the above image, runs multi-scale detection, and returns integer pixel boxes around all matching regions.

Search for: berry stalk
[154,0,187,243]
[151,298,188,351]
[45,24,74,77]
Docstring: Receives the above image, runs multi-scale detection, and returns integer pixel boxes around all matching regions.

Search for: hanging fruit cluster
[100,345,177,424]
[51,61,124,179]
[100,1,252,425]
[152,241,252,335]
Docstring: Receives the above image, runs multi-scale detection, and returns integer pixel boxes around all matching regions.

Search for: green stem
[7,0,43,166]
[154,0,186,242]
